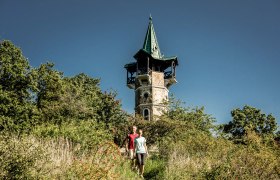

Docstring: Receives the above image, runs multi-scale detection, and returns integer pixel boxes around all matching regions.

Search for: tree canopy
[222,105,277,140]
[0,40,127,133]
[0,40,279,179]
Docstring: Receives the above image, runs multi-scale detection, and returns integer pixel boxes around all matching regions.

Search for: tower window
[142,92,150,103]
[143,108,150,121]
[144,92,149,99]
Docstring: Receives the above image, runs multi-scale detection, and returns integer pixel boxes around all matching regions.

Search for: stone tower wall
[134,71,168,120]
[151,71,168,118]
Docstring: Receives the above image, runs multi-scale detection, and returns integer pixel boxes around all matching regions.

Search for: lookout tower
[124,16,178,121]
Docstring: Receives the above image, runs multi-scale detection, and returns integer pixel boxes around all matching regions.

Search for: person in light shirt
[134,129,149,178]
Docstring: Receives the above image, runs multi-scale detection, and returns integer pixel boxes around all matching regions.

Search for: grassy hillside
[0,40,279,179]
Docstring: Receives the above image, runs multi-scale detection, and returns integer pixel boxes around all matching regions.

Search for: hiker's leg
[137,153,142,171]
[140,165,144,176]
[133,153,137,168]
[129,149,134,168]
[141,153,147,175]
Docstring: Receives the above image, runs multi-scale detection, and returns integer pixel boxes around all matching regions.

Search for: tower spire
[142,16,162,59]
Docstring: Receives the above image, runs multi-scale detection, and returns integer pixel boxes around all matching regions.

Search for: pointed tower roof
[142,15,162,59]
[133,16,178,64]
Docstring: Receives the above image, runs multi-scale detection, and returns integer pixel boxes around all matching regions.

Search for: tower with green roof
[124,16,178,121]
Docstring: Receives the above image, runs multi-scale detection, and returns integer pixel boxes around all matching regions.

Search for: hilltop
[0,40,279,179]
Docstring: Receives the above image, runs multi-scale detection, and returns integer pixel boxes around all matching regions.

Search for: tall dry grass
[0,135,140,179]
[161,131,280,180]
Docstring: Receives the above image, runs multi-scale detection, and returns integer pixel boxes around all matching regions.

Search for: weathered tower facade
[124,16,178,121]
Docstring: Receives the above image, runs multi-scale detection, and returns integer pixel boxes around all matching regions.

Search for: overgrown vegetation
[0,40,279,179]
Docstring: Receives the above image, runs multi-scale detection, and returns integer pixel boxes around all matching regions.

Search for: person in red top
[125,125,138,169]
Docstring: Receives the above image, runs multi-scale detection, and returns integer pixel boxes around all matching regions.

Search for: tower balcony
[125,62,137,89]
[164,71,177,88]
[127,77,135,89]
[136,69,152,85]
[136,71,152,86]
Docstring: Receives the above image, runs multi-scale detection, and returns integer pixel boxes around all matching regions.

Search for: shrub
[0,135,50,179]
[144,155,165,179]
[161,130,233,179]
[206,130,280,179]
[64,141,141,179]
[161,128,280,179]
[32,119,113,154]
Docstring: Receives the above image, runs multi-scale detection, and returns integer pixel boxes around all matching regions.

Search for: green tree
[97,91,128,126]
[0,40,38,133]
[62,73,128,125]
[162,96,215,134]
[61,73,102,120]
[0,40,35,101]
[34,62,65,124]
[222,105,277,140]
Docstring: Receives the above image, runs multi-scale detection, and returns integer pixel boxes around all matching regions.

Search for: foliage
[276,131,280,144]
[62,73,101,120]
[0,40,39,134]
[162,95,216,134]
[114,96,216,148]
[32,119,113,153]
[0,40,137,179]
[0,40,128,134]
[129,101,279,179]
[113,117,191,148]
[160,129,280,180]
[0,135,50,179]
[144,155,165,179]
[0,40,35,100]
[0,135,141,179]
[33,62,65,124]
[65,141,124,179]
[1,40,280,179]
[96,90,128,127]
[206,130,280,179]
[222,105,278,141]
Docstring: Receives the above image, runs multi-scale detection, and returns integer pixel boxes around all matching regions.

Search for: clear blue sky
[1,0,280,125]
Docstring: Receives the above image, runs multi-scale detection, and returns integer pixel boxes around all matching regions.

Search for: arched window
[143,108,150,121]
[142,91,150,103]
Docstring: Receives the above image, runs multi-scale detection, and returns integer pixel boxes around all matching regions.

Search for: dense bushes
[206,130,280,179]
[0,136,50,179]
[139,120,280,179]
[32,120,113,153]
[0,40,127,134]
[1,40,279,179]
[114,100,279,179]
[221,105,278,141]
[0,40,136,179]
[0,135,140,179]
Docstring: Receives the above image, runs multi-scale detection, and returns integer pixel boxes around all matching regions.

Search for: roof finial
[149,14,152,21]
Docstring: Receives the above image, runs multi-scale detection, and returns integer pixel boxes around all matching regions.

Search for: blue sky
[1,0,280,124]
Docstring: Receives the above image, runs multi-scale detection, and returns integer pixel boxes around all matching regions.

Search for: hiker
[134,129,148,178]
[125,125,138,169]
